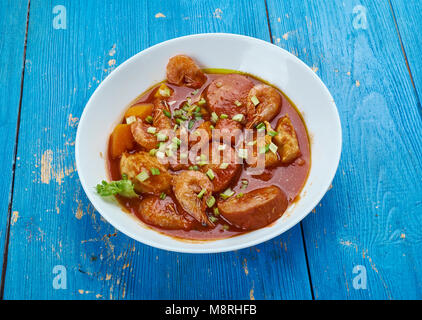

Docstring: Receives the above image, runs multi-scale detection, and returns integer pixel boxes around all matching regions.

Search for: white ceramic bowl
[76,33,342,253]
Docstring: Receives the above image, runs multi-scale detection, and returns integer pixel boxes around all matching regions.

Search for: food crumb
[356,80,360,87]
[155,12,166,18]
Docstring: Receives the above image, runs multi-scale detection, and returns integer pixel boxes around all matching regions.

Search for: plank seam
[0,0,31,300]
[388,0,422,118]
[264,0,315,300]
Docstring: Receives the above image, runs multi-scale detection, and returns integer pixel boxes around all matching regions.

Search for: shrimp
[246,84,282,128]
[120,151,172,194]
[131,119,158,150]
[172,170,214,226]
[166,55,207,89]
[138,195,194,230]
[131,100,173,150]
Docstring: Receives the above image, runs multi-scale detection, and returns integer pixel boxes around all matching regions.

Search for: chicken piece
[205,74,254,118]
[218,186,288,230]
[172,170,214,226]
[120,151,172,194]
[246,84,282,128]
[202,143,242,192]
[274,115,301,164]
[166,55,207,88]
[138,195,193,230]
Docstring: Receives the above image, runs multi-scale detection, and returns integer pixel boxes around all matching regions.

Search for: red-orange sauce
[107,72,310,240]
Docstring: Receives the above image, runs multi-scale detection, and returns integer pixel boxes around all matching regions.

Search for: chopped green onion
[234,100,242,107]
[195,106,201,113]
[157,132,168,142]
[150,168,160,176]
[223,224,229,230]
[159,87,171,97]
[238,148,248,159]
[247,140,257,146]
[232,114,244,122]
[159,192,167,200]
[209,216,218,223]
[175,118,184,125]
[165,149,174,157]
[251,95,260,106]
[189,165,199,171]
[195,115,203,121]
[206,169,215,180]
[191,89,199,95]
[218,144,226,151]
[241,179,248,185]
[145,115,153,124]
[236,193,244,198]
[210,125,215,130]
[219,162,229,169]
[163,110,171,118]
[211,112,219,123]
[156,151,165,159]
[172,137,181,146]
[268,130,278,137]
[220,114,228,119]
[197,98,206,106]
[197,188,207,199]
[188,120,195,130]
[136,170,149,182]
[149,149,157,156]
[173,124,179,131]
[213,208,220,216]
[147,126,157,134]
[269,142,278,154]
[206,196,216,208]
[256,122,265,130]
[220,188,234,199]
[198,161,208,166]
[126,116,136,125]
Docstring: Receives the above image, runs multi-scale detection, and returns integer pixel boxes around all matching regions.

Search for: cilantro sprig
[96,175,138,198]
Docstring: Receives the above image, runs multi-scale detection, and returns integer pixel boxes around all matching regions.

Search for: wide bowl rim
[75,33,342,253]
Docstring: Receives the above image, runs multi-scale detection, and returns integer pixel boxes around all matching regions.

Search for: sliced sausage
[214,118,243,146]
[218,186,288,230]
[202,143,242,192]
[138,195,193,230]
[205,74,254,118]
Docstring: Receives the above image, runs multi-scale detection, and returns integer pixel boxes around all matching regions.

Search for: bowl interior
[75,34,342,253]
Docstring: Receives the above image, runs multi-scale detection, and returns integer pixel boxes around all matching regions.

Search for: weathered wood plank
[0,0,28,290]
[266,0,422,299]
[3,0,312,299]
[389,0,422,112]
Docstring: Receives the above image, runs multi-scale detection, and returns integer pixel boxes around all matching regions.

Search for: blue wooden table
[0,0,421,300]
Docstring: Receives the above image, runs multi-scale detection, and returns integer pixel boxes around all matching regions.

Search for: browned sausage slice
[138,195,193,230]
[166,55,207,88]
[201,143,242,192]
[205,74,254,118]
[218,186,288,230]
